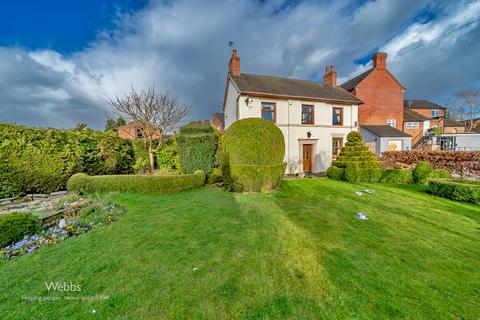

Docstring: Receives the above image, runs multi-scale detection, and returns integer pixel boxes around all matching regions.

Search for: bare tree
[456,88,480,132]
[108,86,191,172]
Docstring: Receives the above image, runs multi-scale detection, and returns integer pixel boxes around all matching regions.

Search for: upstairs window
[387,119,396,127]
[332,107,343,125]
[432,109,440,118]
[406,122,419,129]
[261,102,276,123]
[302,105,314,124]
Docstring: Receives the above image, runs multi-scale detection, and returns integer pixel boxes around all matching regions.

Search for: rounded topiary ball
[223,118,286,192]
[224,118,285,165]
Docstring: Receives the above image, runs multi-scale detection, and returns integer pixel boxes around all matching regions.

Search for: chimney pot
[228,49,240,76]
[373,52,387,69]
[323,65,337,86]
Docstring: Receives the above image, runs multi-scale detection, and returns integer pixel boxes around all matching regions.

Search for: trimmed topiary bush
[176,121,218,174]
[413,161,433,184]
[67,171,206,195]
[428,179,480,204]
[332,131,380,169]
[223,118,286,192]
[380,169,413,184]
[344,163,359,182]
[0,213,40,247]
[327,166,344,180]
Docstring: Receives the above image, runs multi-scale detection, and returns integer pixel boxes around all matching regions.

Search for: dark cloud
[0,0,478,129]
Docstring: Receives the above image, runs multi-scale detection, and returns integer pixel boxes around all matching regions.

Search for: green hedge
[229,163,286,192]
[380,169,413,184]
[177,122,218,174]
[327,166,382,183]
[427,179,480,204]
[223,118,285,192]
[327,166,344,180]
[0,213,40,247]
[67,171,206,195]
[327,164,447,185]
[0,124,134,197]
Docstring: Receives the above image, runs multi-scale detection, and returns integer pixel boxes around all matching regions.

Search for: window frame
[332,107,343,126]
[332,137,343,157]
[387,119,396,127]
[431,109,440,118]
[261,102,276,124]
[405,122,419,129]
[301,104,314,125]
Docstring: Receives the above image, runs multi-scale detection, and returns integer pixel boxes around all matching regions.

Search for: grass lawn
[1,179,479,319]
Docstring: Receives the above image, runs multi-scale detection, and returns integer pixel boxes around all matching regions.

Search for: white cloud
[0,0,479,129]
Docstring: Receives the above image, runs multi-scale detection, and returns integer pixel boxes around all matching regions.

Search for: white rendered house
[223,49,363,174]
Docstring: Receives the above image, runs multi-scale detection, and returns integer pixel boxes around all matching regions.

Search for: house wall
[403,121,425,146]
[360,128,382,155]
[411,108,445,129]
[444,126,465,134]
[224,80,239,128]
[353,69,404,130]
[379,137,412,153]
[233,94,359,173]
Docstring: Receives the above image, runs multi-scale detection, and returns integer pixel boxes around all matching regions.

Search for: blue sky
[0,0,148,53]
[0,0,479,129]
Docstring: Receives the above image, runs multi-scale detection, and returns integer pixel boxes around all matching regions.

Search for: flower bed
[0,200,125,260]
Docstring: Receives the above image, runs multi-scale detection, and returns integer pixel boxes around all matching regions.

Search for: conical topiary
[331,131,380,169]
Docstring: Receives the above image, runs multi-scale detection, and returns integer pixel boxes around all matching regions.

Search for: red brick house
[118,121,161,140]
[341,52,454,150]
[341,52,405,131]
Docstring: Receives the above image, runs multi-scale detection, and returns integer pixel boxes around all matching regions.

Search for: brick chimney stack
[228,49,240,76]
[323,65,337,86]
[373,52,387,69]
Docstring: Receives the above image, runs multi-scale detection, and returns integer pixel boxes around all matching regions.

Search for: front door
[302,144,313,173]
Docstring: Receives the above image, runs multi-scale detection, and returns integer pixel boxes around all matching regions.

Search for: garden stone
[355,212,369,220]
[33,194,49,198]
[58,219,67,228]
[364,189,375,194]
[50,191,68,196]
[355,191,364,196]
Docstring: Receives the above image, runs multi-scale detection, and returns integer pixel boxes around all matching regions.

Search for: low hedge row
[0,213,40,247]
[67,171,206,194]
[427,179,480,204]
[327,166,449,184]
